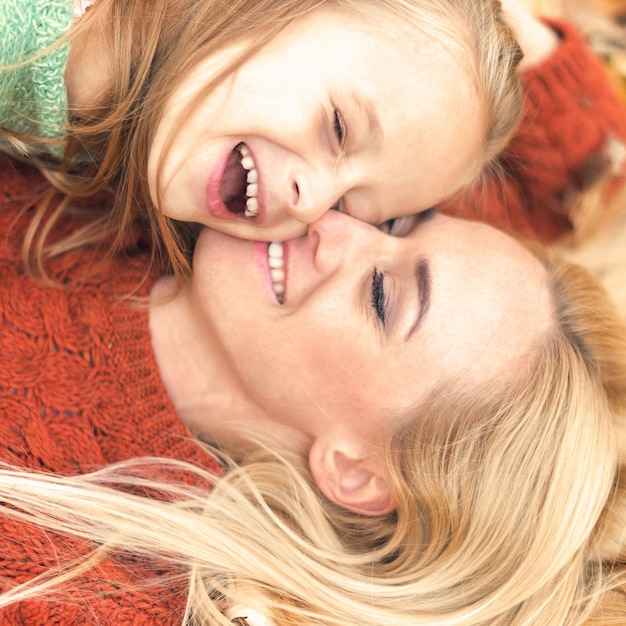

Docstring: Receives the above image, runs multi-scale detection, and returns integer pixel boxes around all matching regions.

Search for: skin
[149,211,554,503]
[146,6,485,242]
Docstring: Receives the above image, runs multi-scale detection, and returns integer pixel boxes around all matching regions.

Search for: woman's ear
[308,436,397,516]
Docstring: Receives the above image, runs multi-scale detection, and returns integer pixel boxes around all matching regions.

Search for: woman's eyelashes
[371,268,388,326]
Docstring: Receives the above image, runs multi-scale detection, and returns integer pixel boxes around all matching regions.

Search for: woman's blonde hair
[1,250,626,625]
[2,0,522,280]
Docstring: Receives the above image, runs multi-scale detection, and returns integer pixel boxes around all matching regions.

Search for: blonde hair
[1,251,626,625]
[2,0,522,280]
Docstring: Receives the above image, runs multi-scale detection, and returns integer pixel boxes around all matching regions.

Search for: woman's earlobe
[308,438,397,516]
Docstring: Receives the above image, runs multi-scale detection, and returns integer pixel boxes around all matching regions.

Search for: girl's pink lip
[205,144,266,223]
[253,241,287,304]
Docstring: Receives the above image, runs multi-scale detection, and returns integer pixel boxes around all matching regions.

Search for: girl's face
[148,6,485,242]
[186,211,553,447]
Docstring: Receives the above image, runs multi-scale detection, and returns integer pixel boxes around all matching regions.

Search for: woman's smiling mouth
[268,241,285,303]
[253,240,286,305]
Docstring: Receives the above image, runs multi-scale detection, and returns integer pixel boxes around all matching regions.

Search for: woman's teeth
[268,241,285,304]
[239,144,259,218]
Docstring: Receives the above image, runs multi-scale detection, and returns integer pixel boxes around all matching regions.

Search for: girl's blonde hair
[1,250,626,625]
[2,0,522,280]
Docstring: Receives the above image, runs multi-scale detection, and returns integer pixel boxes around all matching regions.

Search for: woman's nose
[307,210,382,272]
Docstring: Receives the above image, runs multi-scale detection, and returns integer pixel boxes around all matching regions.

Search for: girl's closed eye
[333,108,347,148]
[371,268,388,326]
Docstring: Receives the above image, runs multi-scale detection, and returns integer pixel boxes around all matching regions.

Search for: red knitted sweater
[0,19,624,624]
[440,19,626,242]
[0,158,223,623]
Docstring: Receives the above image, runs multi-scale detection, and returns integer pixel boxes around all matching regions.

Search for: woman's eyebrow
[405,258,431,341]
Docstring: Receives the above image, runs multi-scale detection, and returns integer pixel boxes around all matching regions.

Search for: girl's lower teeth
[245,197,258,217]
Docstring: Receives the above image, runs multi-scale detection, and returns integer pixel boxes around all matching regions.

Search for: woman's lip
[205,144,265,223]
[253,241,286,304]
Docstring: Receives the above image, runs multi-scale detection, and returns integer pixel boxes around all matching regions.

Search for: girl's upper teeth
[268,241,285,304]
[239,144,259,217]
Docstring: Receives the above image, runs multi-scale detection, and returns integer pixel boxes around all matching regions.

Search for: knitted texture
[440,19,626,243]
[0,156,223,623]
[0,0,73,147]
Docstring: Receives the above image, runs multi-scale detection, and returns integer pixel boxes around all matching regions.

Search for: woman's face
[148,6,485,242]
[188,211,553,447]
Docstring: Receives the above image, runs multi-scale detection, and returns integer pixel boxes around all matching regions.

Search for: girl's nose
[287,166,342,224]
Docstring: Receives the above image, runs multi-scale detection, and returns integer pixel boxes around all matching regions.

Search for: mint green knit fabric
[1,0,73,149]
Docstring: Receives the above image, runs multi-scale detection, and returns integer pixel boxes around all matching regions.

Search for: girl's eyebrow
[349,91,383,148]
[405,258,431,341]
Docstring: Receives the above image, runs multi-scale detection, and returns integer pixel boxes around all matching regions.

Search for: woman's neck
[149,275,315,454]
[148,276,262,438]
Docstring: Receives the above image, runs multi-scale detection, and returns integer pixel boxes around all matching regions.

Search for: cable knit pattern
[0,156,223,624]
[440,19,626,242]
[0,0,73,149]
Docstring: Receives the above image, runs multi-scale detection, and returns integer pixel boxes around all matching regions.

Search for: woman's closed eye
[371,268,388,326]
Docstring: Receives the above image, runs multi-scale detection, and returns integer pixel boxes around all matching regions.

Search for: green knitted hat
[1,0,73,148]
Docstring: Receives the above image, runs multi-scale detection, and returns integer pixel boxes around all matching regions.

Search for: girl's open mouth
[219,142,259,217]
